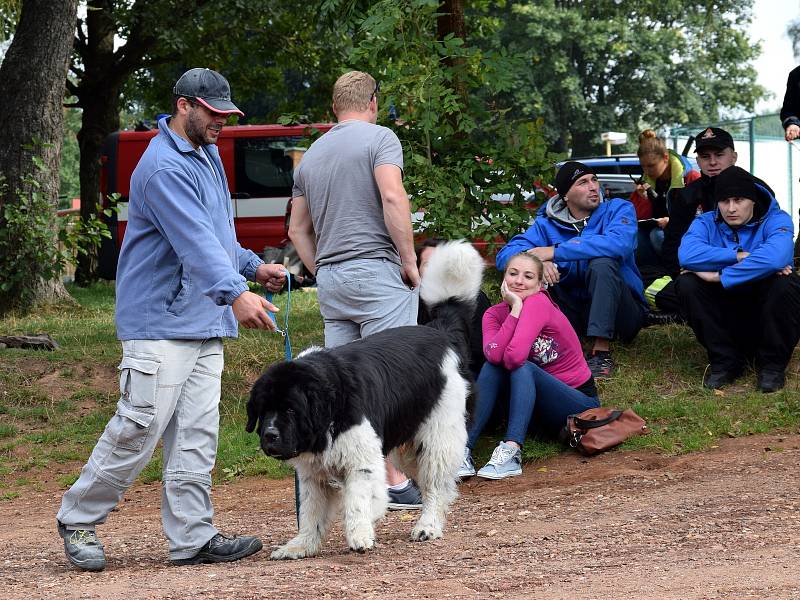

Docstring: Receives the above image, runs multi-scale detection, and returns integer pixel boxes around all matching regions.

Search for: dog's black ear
[245,382,263,433]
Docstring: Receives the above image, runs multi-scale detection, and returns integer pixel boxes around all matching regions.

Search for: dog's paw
[270,539,317,560]
[348,533,375,553]
[410,522,443,542]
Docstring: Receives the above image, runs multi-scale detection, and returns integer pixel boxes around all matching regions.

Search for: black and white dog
[246,241,484,559]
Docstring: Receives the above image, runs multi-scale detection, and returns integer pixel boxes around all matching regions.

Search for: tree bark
[0,0,79,310]
[437,1,467,136]
[74,0,122,285]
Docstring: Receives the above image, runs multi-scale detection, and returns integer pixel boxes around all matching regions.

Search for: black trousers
[675,272,800,372]
[550,257,646,343]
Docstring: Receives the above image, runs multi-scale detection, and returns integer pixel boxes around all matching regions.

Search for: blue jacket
[678,184,794,289]
[115,117,263,340]
[496,196,647,308]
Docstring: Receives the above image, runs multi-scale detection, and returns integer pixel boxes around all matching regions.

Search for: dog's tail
[419,240,485,366]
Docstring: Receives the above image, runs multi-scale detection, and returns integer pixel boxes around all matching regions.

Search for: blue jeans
[467,361,600,448]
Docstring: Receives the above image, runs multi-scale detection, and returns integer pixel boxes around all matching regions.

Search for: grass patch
[2,282,800,497]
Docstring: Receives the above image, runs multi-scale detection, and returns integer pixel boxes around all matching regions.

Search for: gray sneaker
[387,480,423,510]
[58,520,106,572]
[457,448,476,479]
[476,442,522,480]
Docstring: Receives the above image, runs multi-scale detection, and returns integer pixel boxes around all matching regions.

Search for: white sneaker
[457,448,476,479]
[476,442,522,480]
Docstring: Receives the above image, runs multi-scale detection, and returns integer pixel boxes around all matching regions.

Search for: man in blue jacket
[676,165,800,392]
[56,68,286,571]
[496,161,647,378]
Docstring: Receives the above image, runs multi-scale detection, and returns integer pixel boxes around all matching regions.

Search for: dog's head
[246,360,330,460]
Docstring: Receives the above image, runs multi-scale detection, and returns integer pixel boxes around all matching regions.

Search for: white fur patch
[419,241,484,306]
[296,345,324,359]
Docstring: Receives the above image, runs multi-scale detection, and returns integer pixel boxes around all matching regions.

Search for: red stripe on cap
[195,97,244,116]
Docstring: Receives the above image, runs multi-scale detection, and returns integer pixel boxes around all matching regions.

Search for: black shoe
[172,533,263,566]
[703,368,742,390]
[757,369,785,393]
[586,352,614,379]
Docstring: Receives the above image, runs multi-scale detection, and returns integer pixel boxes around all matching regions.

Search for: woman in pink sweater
[459,253,600,480]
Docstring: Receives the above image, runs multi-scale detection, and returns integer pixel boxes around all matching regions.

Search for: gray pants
[57,338,224,560]
[316,257,419,347]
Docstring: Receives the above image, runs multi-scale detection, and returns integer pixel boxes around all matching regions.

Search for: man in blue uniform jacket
[676,165,800,392]
[496,161,648,379]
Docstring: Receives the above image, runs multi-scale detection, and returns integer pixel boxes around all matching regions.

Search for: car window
[234,137,302,197]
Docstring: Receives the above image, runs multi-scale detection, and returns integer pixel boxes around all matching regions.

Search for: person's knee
[587,257,620,277]
[762,274,800,309]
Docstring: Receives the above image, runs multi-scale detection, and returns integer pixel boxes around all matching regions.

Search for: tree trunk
[437,0,467,138]
[74,0,121,285]
[0,0,79,311]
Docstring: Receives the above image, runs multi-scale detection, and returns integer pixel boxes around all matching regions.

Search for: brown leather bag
[560,408,649,456]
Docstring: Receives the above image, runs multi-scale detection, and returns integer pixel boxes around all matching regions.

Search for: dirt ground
[2,433,799,600]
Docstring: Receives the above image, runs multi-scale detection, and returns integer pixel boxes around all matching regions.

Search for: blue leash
[265,271,292,361]
[264,272,300,527]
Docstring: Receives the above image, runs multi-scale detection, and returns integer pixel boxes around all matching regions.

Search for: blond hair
[637,129,668,160]
[507,252,544,280]
[332,71,376,114]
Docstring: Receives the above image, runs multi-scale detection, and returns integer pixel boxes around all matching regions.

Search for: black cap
[173,68,244,116]
[695,127,734,151]
[714,166,757,203]
[555,161,596,198]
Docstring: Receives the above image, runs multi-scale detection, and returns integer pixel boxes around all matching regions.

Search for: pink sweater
[482,291,591,388]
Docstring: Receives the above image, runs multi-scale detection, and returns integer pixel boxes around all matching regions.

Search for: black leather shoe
[703,368,741,390]
[172,533,263,565]
[757,369,785,393]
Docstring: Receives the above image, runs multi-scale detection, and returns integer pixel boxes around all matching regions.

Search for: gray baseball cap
[173,68,244,116]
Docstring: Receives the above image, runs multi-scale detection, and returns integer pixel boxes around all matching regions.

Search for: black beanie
[555,161,595,198]
[714,166,757,204]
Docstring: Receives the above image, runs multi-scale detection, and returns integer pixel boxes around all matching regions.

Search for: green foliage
[0,157,66,314]
[489,0,765,155]
[58,108,81,204]
[347,0,558,244]
[123,1,348,124]
[59,195,119,262]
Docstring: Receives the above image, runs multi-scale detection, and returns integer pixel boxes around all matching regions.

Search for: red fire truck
[97,123,333,280]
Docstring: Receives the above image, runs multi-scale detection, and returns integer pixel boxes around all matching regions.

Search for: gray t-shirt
[291,120,405,266]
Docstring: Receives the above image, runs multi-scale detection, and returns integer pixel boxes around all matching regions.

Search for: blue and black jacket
[496,195,647,308]
[678,183,794,288]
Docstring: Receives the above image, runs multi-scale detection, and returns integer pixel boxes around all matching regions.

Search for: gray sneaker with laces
[58,520,106,572]
[457,447,476,479]
[476,441,522,480]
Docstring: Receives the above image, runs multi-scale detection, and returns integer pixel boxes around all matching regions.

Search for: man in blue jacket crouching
[676,165,800,392]
[496,161,648,379]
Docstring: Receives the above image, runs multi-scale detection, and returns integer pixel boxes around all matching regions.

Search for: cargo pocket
[112,355,161,452]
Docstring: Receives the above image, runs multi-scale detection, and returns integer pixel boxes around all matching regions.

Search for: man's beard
[185,110,214,146]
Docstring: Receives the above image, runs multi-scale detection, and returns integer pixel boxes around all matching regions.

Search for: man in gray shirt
[289,70,421,508]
